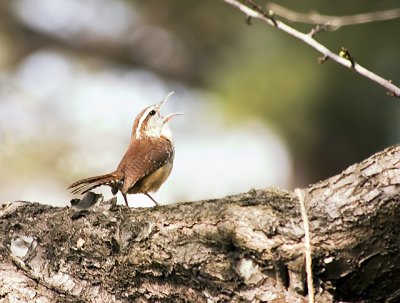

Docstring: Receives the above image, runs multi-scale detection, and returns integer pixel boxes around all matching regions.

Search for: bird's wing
[119,138,174,194]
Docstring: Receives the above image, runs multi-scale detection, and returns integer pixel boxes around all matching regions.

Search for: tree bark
[1,145,399,303]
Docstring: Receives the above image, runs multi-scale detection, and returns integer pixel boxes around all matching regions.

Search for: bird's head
[132,91,183,141]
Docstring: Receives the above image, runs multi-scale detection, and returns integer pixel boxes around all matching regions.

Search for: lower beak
[163,112,185,124]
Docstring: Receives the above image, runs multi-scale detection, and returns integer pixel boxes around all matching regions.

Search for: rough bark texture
[0,145,399,303]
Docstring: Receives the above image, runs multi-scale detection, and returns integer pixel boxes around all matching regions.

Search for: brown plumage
[68,92,182,206]
[68,172,123,195]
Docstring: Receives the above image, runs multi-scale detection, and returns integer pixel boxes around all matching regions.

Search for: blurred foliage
[208,12,400,183]
[0,0,399,187]
[132,0,400,184]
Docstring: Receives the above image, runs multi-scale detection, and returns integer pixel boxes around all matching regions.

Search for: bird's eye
[149,110,156,116]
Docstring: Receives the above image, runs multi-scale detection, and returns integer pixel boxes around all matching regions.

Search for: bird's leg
[122,193,129,207]
[145,193,160,206]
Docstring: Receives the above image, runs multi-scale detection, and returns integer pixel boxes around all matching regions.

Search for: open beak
[159,91,185,123]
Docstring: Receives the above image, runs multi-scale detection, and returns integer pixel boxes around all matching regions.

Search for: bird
[68,92,183,207]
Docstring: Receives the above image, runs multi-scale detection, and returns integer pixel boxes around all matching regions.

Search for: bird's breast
[128,159,173,194]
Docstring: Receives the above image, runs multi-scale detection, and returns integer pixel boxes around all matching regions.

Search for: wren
[68,92,182,206]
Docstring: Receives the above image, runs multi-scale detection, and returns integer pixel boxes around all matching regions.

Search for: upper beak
[159,91,175,108]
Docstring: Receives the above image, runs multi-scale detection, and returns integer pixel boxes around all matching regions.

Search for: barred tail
[68,172,123,195]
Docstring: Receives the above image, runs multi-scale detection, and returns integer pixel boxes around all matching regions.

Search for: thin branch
[267,3,400,29]
[222,0,400,98]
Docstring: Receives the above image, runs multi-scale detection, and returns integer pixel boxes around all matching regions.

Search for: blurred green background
[0,0,399,205]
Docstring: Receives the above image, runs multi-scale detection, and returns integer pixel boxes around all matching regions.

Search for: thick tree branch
[221,0,400,98]
[1,145,399,302]
[266,3,400,29]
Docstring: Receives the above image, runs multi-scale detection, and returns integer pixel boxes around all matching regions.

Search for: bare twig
[222,0,400,98]
[267,3,400,29]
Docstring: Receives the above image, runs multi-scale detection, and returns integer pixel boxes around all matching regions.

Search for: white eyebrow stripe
[135,107,154,139]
